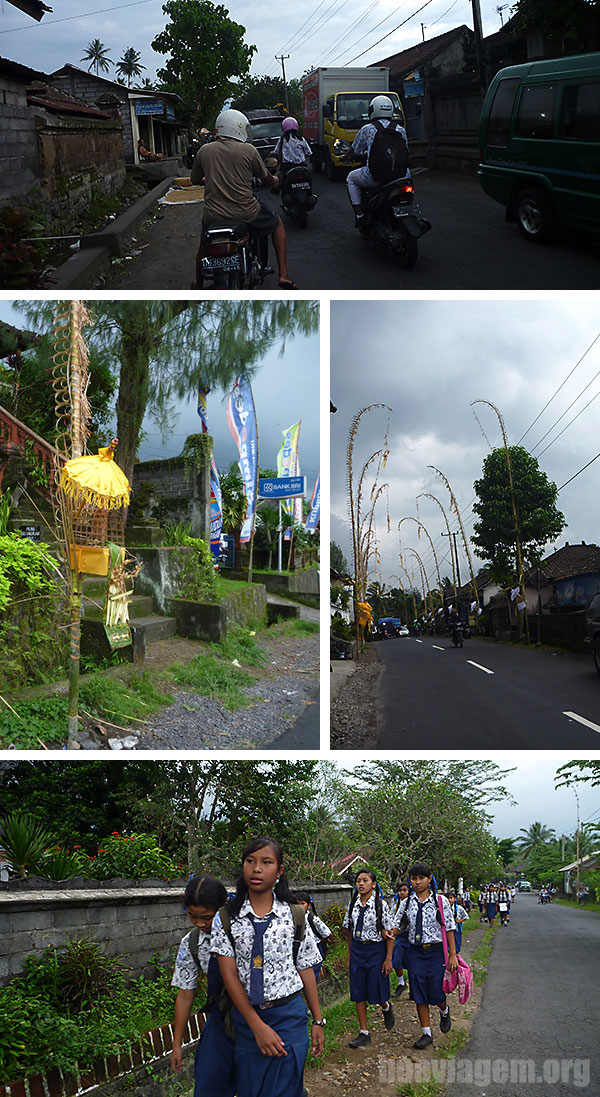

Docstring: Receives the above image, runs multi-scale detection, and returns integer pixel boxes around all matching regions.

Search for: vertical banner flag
[227,377,258,543]
[277,421,301,542]
[198,385,223,564]
[306,472,320,533]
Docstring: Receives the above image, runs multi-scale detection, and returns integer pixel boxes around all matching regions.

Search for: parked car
[517,880,531,892]
[585,592,600,675]
[478,51,600,242]
[245,108,286,160]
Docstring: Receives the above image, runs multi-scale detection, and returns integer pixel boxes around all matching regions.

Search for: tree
[518,821,555,857]
[80,39,113,76]
[116,47,145,87]
[16,301,319,492]
[510,0,599,43]
[555,760,600,788]
[472,445,566,584]
[151,0,256,126]
[231,74,302,119]
[494,837,518,867]
[330,542,349,574]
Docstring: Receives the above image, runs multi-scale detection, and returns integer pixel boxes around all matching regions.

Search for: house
[450,567,503,613]
[561,851,600,894]
[5,0,51,20]
[331,852,368,878]
[538,542,600,609]
[51,65,185,168]
[0,56,47,208]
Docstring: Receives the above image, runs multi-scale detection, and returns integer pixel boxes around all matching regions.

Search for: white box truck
[302,66,405,179]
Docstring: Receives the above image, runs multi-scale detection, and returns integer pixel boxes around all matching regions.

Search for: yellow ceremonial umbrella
[61,439,130,576]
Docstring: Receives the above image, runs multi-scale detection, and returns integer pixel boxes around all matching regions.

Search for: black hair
[292,890,316,912]
[228,836,296,917]
[399,862,442,932]
[184,875,227,911]
[348,868,383,934]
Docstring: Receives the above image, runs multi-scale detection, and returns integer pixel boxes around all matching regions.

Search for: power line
[314,0,383,66]
[531,364,600,456]
[343,0,435,65]
[330,0,414,65]
[557,450,600,493]
[536,386,600,459]
[0,0,157,34]
[518,330,600,445]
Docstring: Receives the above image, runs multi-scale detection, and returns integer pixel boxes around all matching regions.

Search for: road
[446,894,600,1096]
[376,636,600,748]
[104,169,600,291]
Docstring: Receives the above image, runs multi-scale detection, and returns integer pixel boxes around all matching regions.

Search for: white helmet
[215,109,251,142]
[368,94,394,120]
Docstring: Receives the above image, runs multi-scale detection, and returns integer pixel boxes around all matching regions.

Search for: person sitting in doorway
[138,137,165,161]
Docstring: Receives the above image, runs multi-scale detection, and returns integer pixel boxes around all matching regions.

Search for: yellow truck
[302,66,405,180]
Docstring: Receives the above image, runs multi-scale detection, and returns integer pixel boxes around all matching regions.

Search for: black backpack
[368,119,408,183]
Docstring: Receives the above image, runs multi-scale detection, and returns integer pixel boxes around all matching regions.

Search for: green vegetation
[210,625,268,667]
[169,653,254,710]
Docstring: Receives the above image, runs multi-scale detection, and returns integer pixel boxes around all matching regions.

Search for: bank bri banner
[198,386,223,563]
[227,377,258,543]
[277,421,301,541]
[306,472,320,532]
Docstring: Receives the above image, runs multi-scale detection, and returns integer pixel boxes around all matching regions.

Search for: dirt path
[330,646,383,749]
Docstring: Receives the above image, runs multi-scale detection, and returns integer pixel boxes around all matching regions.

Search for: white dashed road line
[432,645,444,651]
[563,711,600,734]
[415,639,423,643]
[467,660,494,675]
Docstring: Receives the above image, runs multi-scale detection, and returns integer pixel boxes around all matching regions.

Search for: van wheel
[594,638,600,676]
[516,187,556,243]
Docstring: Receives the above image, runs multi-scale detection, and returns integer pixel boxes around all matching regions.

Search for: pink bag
[438,896,474,1004]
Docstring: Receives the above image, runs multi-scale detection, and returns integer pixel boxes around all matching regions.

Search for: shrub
[174,537,216,600]
[0,812,55,877]
[20,936,129,1013]
[86,832,181,880]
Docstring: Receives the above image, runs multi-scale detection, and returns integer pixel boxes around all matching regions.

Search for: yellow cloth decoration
[60,446,130,511]
[357,601,374,628]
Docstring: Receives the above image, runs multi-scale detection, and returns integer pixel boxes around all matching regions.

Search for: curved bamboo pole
[406,546,433,622]
[416,492,457,599]
[428,466,479,606]
[398,517,444,607]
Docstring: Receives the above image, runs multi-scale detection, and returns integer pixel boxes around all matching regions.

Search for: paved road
[104,169,600,291]
[446,894,600,1096]
[376,636,600,748]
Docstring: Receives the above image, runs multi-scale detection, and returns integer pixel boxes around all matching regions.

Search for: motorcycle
[357,174,431,269]
[196,221,268,289]
[279,164,318,229]
[451,620,464,648]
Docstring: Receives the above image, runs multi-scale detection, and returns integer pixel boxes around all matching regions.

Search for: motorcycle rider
[190,108,298,289]
[448,607,463,643]
[273,116,312,176]
[345,94,409,227]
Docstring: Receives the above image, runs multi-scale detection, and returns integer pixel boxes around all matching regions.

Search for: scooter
[279,164,318,229]
[451,620,464,648]
[357,173,431,269]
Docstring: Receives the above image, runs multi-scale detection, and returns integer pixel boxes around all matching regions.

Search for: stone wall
[0,75,40,205]
[167,582,268,642]
[35,111,126,230]
[51,71,133,159]
[0,879,352,987]
[131,449,211,543]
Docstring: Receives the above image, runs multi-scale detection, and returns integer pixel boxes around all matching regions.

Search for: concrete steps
[80,578,176,663]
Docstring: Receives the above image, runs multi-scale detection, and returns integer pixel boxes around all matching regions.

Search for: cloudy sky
[3,0,512,86]
[0,300,320,494]
[331,298,600,590]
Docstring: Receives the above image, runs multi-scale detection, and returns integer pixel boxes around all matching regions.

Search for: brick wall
[0,76,40,204]
[35,110,126,229]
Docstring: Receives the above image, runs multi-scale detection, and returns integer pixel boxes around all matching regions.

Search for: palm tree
[80,39,114,76]
[518,821,555,857]
[116,47,145,88]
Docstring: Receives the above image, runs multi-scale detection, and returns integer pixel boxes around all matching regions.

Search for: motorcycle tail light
[209,241,239,256]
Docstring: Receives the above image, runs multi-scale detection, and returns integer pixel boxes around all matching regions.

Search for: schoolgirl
[343,868,395,1048]
[293,891,332,981]
[170,875,236,1097]
[447,891,469,953]
[211,837,324,1097]
[497,883,510,925]
[478,889,486,922]
[273,118,312,175]
[392,863,457,1050]
[462,887,472,913]
[483,883,498,926]
[391,882,410,997]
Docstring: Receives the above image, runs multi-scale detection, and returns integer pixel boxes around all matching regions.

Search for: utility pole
[575,789,581,888]
[275,54,290,112]
[471,0,487,91]
[421,22,426,41]
[441,531,461,592]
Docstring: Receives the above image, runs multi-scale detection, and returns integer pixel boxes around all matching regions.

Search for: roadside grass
[213,575,253,597]
[468,921,497,986]
[79,672,173,727]
[209,625,269,668]
[554,897,600,914]
[167,654,255,710]
[306,995,361,1069]
[0,696,68,749]
[279,618,320,636]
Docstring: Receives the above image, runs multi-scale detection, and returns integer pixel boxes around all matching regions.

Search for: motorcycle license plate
[392,202,423,218]
[291,182,310,189]
[202,254,241,270]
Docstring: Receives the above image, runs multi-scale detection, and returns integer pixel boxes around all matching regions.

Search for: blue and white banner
[227,377,258,544]
[198,385,222,562]
[306,472,320,533]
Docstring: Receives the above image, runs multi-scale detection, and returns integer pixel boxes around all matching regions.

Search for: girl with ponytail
[343,868,395,1048]
[391,863,457,1050]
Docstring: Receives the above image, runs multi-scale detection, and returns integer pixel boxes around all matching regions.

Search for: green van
[478,52,600,242]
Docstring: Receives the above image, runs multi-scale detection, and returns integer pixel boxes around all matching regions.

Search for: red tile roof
[26,81,111,118]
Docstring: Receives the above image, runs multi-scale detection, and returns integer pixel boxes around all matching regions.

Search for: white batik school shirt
[273,134,312,164]
[343,892,392,942]
[210,895,321,1000]
[453,903,468,924]
[171,928,211,989]
[308,913,332,940]
[392,893,456,945]
[351,119,409,185]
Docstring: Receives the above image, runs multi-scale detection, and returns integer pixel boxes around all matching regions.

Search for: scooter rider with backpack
[346,95,409,227]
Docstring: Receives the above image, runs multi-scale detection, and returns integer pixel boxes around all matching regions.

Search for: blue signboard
[135,99,164,116]
[166,103,176,120]
[259,476,306,499]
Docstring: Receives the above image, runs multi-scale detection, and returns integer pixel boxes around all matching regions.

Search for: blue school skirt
[486,902,497,920]
[454,925,463,953]
[232,993,308,1097]
[392,934,409,970]
[406,944,445,1005]
[349,939,390,1004]
[194,1011,236,1097]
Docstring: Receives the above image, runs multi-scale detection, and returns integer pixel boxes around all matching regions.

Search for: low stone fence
[167,582,268,643]
[226,567,320,609]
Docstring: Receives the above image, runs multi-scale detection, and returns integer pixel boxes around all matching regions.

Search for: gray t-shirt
[192,137,268,223]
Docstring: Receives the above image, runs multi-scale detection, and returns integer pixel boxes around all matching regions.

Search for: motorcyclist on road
[273,116,312,177]
[190,108,298,289]
[345,95,409,228]
[448,607,463,641]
